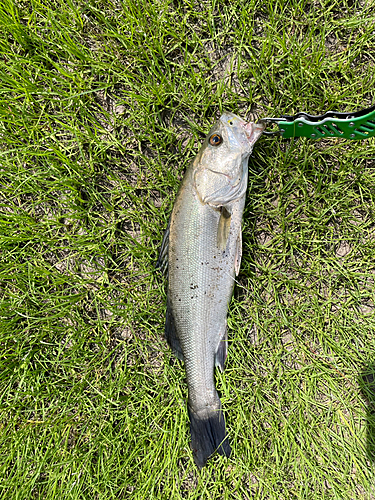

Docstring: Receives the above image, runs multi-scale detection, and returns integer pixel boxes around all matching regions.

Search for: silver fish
[157,112,264,468]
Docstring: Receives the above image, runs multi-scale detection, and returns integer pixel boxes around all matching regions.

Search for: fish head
[217,112,264,153]
[194,112,264,207]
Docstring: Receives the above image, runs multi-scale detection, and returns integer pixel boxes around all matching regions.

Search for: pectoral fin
[217,207,231,251]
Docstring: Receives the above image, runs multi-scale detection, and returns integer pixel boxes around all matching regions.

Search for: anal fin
[214,326,228,372]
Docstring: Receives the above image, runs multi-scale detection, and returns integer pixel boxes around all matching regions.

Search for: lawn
[1,0,375,498]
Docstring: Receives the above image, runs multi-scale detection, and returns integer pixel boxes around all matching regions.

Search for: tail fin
[188,404,231,469]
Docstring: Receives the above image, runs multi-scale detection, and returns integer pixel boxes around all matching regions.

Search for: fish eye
[209,133,223,146]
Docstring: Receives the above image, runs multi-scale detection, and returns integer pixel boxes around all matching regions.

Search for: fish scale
[157,112,264,468]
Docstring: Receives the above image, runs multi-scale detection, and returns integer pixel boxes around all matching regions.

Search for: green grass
[1,0,375,498]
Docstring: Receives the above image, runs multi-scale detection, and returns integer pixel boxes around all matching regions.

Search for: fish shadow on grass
[359,364,375,462]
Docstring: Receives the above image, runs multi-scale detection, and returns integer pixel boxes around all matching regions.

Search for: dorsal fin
[156,218,170,277]
[165,297,184,361]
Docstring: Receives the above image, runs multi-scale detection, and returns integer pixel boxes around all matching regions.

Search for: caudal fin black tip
[188,405,231,469]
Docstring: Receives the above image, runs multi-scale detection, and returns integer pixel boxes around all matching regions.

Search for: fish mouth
[242,121,265,145]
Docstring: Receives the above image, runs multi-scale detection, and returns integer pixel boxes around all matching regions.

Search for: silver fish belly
[157,112,264,468]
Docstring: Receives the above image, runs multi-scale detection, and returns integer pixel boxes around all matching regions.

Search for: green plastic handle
[278,107,375,140]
